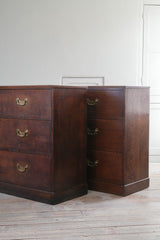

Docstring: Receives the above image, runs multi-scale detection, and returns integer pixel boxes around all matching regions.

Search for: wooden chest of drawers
[87,86,149,196]
[0,85,87,204]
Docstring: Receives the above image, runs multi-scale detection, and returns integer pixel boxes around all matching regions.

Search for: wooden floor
[0,163,160,240]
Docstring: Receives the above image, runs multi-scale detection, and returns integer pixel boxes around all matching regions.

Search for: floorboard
[0,163,160,240]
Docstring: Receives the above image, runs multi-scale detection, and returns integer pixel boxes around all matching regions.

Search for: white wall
[0,0,143,86]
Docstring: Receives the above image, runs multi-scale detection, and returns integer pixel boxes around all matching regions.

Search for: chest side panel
[53,88,87,192]
[124,88,149,184]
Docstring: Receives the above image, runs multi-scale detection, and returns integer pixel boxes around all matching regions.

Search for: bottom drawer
[87,150,123,184]
[0,151,51,191]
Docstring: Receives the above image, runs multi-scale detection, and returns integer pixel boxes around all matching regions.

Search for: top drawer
[0,90,51,120]
[87,90,123,120]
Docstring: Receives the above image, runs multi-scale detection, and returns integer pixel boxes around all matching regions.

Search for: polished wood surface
[0,119,51,154]
[0,151,51,191]
[87,86,149,196]
[0,163,158,240]
[87,150,122,183]
[87,119,123,152]
[124,88,149,184]
[53,89,87,192]
[0,85,87,204]
[87,90,123,120]
[0,89,51,120]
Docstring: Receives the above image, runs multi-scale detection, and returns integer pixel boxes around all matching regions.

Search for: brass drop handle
[17,163,28,173]
[87,98,99,106]
[16,98,28,106]
[16,129,28,138]
[87,128,99,136]
[88,160,99,167]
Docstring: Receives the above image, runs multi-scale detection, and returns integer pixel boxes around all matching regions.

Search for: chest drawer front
[87,90,123,120]
[0,151,51,191]
[0,90,51,120]
[0,119,51,154]
[87,119,123,152]
[87,150,122,184]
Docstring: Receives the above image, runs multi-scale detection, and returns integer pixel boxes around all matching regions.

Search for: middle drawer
[87,119,123,152]
[0,119,51,154]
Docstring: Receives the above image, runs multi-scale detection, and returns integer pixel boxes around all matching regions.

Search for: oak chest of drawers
[87,86,149,196]
[0,85,87,204]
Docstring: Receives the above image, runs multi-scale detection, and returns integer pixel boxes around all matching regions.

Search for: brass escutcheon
[17,163,28,173]
[16,129,28,138]
[87,128,99,136]
[16,98,28,106]
[86,98,99,106]
[88,160,99,167]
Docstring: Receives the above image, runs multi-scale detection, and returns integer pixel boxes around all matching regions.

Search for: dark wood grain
[0,119,51,154]
[0,85,87,204]
[87,90,123,120]
[0,85,87,90]
[87,119,123,152]
[0,89,51,120]
[87,150,123,184]
[0,182,87,204]
[88,178,149,196]
[87,86,150,196]
[123,88,149,184]
[0,151,51,191]
[52,88,87,193]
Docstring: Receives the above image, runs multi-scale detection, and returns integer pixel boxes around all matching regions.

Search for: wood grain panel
[87,119,123,152]
[53,88,87,192]
[87,150,123,184]
[0,151,51,191]
[87,86,149,196]
[0,90,51,120]
[87,90,123,120]
[0,119,51,154]
[124,88,149,184]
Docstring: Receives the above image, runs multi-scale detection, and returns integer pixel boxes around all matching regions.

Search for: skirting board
[88,178,150,196]
[0,182,88,204]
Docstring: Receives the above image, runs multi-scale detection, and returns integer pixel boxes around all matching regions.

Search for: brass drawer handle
[88,160,99,167]
[16,98,28,106]
[17,163,28,173]
[16,129,28,138]
[87,128,99,136]
[87,98,99,106]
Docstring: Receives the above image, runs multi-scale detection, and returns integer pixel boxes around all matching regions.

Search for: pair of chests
[0,86,149,204]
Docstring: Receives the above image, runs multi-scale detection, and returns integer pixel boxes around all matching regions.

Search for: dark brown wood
[0,119,51,154]
[0,85,88,204]
[87,90,123,120]
[87,86,149,196]
[87,119,123,152]
[0,85,87,90]
[0,151,51,191]
[87,178,149,196]
[87,150,122,184]
[52,89,87,193]
[123,88,149,184]
[0,181,87,204]
[0,90,52,120]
